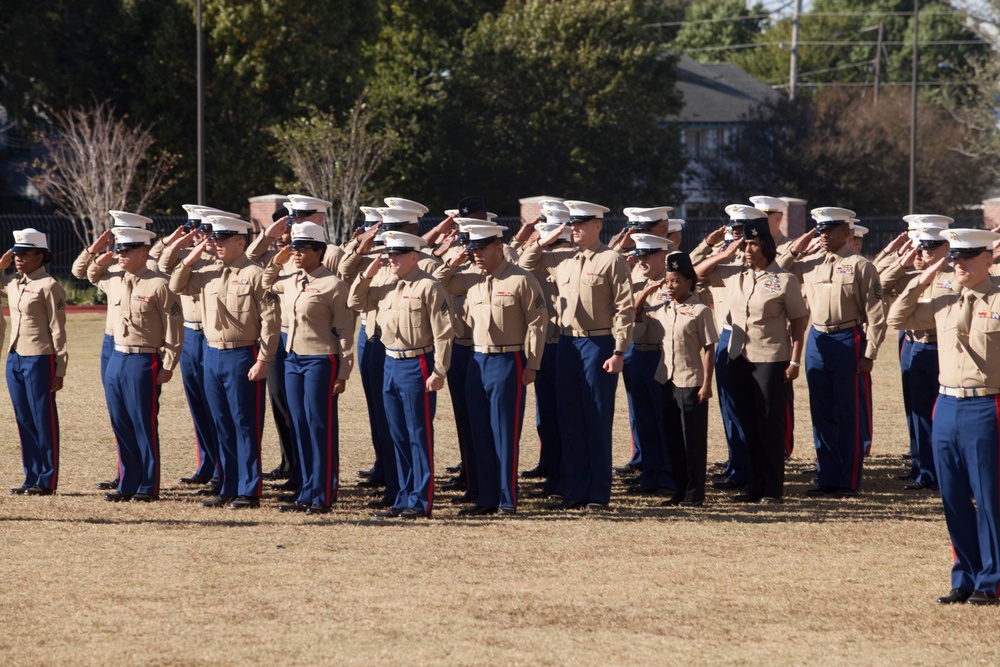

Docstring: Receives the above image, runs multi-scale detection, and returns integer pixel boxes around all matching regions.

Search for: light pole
[197,0,205,205]
[909,2,919,214]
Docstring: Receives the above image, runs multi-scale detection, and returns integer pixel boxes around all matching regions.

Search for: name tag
[835,264,854,275]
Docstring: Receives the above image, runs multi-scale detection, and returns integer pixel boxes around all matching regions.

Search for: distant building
[667,56,777,218]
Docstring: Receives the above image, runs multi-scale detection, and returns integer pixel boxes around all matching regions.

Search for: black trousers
[662,382,708,503]
[728,357,788,499]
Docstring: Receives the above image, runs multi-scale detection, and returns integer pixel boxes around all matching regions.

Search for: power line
[649,8,967,28]
[677,39,988,53]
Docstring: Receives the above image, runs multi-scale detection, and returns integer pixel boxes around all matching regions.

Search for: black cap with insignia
[457,196,487,220]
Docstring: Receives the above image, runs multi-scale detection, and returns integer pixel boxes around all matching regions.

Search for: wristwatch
[612,351,624,357]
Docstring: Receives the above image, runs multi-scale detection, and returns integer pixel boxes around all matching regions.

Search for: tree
[434,0,688,213]
[28,103,177,243]
[271,97,397,243]
[673,0,766,63]
[701,86,994,215]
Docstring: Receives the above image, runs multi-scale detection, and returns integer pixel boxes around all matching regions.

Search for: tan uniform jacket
[885,267,959,341]
[707,261,808,363]
[888,274,1000,388]
[632,269,669,347]
[647,293,718,388]
[348,265,453,378]
[78,249,158,335]
[262,261,354,380]
[169,253,280,362]
[434,258,547,370]
[2,267,68,376]
[95,266,184,371]
[780,243,887,360]
[519,241,634,353]
[157,244,208,324]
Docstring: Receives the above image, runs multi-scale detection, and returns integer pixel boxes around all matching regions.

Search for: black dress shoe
[195,487,221,496]
[278,502,309,513]
[731,494,762,503]
[621,475,643,485]
[804,486,837,497]
[710,472,730,481]
[440,479,467,492]
[624,485,660,496]
[228,496,260,509]
[900,453,913,460]
[712,479,743,490]
[201,495,234,508]
[526,491,550,499]
[96,479,118,490]
[585,502,609,511]
[276,494,299,503]
[897,472,917,480]
[835,488,859,498]
[614,464,640,475]
[458,506,498,516]
[272,480,300,492]
[398,508,428,520]
[445,463,463,474]
[104,491,133,502]
[498,506,516,515]
[660,498,681,507]
[937,588,972,604]
[520,465,546,479]
[367,499,390,509]
[967,590,997,606]
[758,497,783,505]
[450,493,478,505]
[356,467,375,479]
[903,482,938,491]
[262,467,291,481]
[24,486,54,496]
[130,493,158,502]
[546,499,585,511]
[179,474,212,485]
[678,500,703,508]
[800,467,818,476]
[356,477,385,489]
[305,505,332,515]
[10,486,28,495]
[373,507,402,518]
[711,461,728,469]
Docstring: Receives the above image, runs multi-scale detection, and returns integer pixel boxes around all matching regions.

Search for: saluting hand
[446,246,467,268]
[0,250,13,271]
[434,230,459,258]
[95,251,115,267]
[183,238,211,267]
[356,223,382,256]
[171,229,199,250]
[163,225,186,247]
[917,255,948,288]
[898,245,919,268]
[602,354,624,374]
[704,225,728,247]
[538,223,567,247]
[790,230,814,256]
[514,216,540,243]
[265,218,287,239]
[273,245,293,265]
[425,374,444,392]
[88,229,113,255]
[362,253,384,280]
[883,231,910,256]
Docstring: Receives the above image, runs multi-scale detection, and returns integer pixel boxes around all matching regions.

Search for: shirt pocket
[491,294,518,330]
[226,284,254,313]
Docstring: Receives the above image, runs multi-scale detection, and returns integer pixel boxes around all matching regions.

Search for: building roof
[669,55,777,124]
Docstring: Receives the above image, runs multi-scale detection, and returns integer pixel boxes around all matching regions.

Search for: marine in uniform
[887,228,1000,605]
[696,213,808,504]
[90,227,183,502]
[349,231,453,520]
[435,224,547,515]
[3,229,67,496]
[638,249,717,506]
[781,207,887,497]
[520,200,635,511]
[263,221,354,515]
[170,216,281,509]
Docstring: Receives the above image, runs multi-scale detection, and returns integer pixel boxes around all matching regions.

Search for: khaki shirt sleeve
[347,275,376,311]
[333,280,355,381]
[886,277,933,331]
[610,255,636,354]
[521,272,548,370]
[247,230,274,264]
[169,262,203,296]
[158,243,183,274]
[262,260,284,292]
[160,284,184,372]
[149,238,166,262]
[87,260,109,285]
[323,244,346,275]
[71,249,95,281]
[46,280,69,377]
[856,260,887,360]
[517,242,544,271]
[699,304,720,348]
[688,240,714,266]
[337,240,364,284]
[255,274,281,363]
[426,281,454,378]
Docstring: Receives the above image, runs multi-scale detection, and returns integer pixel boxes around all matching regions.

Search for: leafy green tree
[435,0,687,213]
[673,0,766,63]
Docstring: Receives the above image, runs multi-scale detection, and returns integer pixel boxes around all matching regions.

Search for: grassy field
[1,313,997,666]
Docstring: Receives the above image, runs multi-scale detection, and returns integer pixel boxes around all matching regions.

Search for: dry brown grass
[1,314,998,666]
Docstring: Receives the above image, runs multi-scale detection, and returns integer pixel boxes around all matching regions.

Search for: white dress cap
[456,217,497,229]
[749,196,788,212]
[11,228,48,251]
[377,206,421,225]
[181,204,201,220]
[194,207,241,220]
[726,204,767,221]
[942,228,1000,252]
[624,206,673,224]
[207,216,253,235]
[852,224,869,237]
[109,210,153,228]
[465,224,508,248]
[444,209,459,217]
[811,207,856,226]
[537,199,568,212]
[290,221,327,245]
[360,206,382,223]
[381,231,428,253]
[667,218,686,233]
[914,224,949,243]
[384,197,429,215]
[565,200,610,221]
[542,206,570,225]
[538,221,573,241]
[112,226,156,247]
[631,233,674,254]
[287,194,332,211]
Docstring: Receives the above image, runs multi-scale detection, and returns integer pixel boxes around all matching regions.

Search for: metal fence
[0,213,983,280]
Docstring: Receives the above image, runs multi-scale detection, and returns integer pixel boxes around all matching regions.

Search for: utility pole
[197,0,205,205]
[873,20,884,104]
[909,2,919,214]
[789,0,802,100]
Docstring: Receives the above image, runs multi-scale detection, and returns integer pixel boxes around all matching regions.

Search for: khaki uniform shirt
[262,261,354,380]
[780,244,887,360]
[707,261,808,363]
[647,293,718,388]
[77,249,158,334]
[2,267,68,376]
[348,265,454,378]
[435,258,547,370]
[519,241,635,353]
[157,244,208,325]
[169,253,280,362]
[885,266,960,341]
[95,266,184,371]
[888,274,1000,388]
[632,268,669,347]
[690,240,746,330]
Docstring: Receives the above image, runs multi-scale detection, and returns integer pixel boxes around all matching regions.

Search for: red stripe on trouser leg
[995,396,1000,598]
[512,354,523,508]
[325,355,338,505]
[851,327,862,490]
[151,354,160,496]
[418,355,434,515]
[48,355,58,490]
